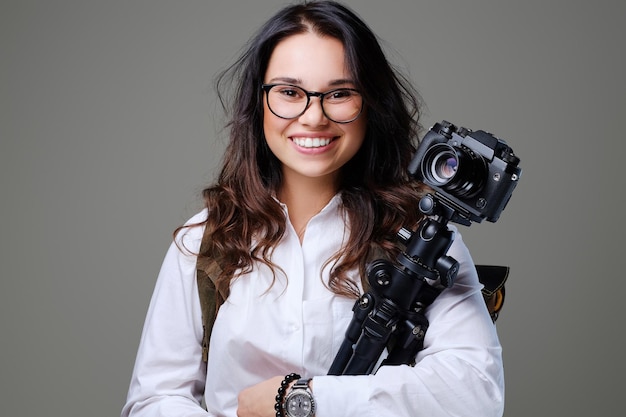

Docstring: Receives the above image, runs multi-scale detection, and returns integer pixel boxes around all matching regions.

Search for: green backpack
[196,229,509,363]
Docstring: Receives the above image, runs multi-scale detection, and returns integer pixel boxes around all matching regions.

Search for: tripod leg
[328,293,375,375]
[342,299,399,375]
[382,311,429,367]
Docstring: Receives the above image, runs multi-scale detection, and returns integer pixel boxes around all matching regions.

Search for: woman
[121,2,504,416]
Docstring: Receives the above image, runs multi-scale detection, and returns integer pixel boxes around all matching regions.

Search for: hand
[237,375,284,417]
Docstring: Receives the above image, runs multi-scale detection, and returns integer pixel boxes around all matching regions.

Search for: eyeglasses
[261,83,363,124]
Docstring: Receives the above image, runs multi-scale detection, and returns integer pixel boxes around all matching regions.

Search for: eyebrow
[266,76,356,87]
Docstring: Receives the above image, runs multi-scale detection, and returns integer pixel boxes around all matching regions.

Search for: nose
[298,96,329,126]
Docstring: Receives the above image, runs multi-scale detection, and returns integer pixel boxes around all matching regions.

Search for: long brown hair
[181,1,427,304]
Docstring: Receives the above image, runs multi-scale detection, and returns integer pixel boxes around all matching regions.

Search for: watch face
[285,392,314,417]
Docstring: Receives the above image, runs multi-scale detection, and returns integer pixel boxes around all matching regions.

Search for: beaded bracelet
[274,372,301,417]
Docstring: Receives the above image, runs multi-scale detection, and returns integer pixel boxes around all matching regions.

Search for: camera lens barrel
[421,143,487,198]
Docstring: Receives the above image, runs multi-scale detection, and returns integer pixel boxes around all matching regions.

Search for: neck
[278,173,339,242]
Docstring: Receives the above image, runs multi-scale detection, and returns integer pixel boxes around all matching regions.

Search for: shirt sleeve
[121,211,212,417]
[312,229,505,417]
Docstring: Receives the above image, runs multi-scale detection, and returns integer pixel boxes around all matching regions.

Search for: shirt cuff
[311,374,376,417]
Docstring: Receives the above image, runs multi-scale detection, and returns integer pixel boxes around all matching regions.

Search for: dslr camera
[409,120,521,224]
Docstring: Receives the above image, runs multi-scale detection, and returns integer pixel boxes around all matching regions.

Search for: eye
[326,88,358,102]
[275,85,305,100]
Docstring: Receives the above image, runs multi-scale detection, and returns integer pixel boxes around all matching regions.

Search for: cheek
[263,102,286,138]
[349,119,367,151]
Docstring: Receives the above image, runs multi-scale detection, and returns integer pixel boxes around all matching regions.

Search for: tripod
[328,194,465,375]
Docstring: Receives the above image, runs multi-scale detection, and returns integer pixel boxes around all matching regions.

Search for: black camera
[409,120,521,224]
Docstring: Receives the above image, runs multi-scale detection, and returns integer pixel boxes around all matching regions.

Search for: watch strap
[292,378,312,390]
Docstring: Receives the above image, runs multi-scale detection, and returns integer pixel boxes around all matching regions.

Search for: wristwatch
[283,378,316,417]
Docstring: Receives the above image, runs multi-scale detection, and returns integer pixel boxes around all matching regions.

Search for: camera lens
[421,143,486,198]
[431,153,458,183]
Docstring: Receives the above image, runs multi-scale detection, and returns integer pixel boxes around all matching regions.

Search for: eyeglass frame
[260,83,364,124]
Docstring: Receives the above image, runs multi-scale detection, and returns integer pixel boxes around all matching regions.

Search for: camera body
[409,120,521,223]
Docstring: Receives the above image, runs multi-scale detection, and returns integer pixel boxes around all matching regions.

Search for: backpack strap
[196,226,223,363]
[476,265,509,322]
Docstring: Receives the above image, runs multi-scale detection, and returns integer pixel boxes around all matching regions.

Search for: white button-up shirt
[122,195,504,417]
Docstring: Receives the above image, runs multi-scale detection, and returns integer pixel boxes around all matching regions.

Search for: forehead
[264,32,351,86]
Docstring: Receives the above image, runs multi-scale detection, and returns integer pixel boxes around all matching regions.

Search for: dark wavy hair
[183,0,426,304]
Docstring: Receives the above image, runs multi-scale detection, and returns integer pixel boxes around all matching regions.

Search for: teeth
[292,137,332,148]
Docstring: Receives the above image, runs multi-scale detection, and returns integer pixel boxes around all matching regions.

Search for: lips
[291,137,335,148]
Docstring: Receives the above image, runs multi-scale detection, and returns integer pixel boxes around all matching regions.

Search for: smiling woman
[120,2,505,417]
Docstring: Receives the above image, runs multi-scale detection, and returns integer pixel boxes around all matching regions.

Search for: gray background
[1,0,624,416]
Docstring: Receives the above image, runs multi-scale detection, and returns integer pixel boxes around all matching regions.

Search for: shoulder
[173,208,209,257]
[445,224,480,286]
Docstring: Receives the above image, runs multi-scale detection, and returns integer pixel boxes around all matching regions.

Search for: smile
[292,137,335,148]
